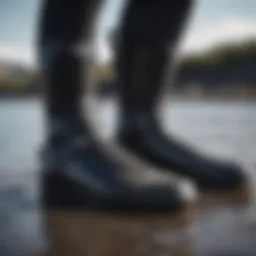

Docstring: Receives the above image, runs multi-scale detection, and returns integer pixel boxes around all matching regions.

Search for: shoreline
[0,93,256,103]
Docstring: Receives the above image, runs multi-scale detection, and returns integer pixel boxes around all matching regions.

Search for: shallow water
[1,99,255,172]
[0,98,256,256]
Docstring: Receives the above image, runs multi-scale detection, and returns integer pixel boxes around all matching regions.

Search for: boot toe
[220,163,246,188]
[198,161,246,190]
[137,185,186,211]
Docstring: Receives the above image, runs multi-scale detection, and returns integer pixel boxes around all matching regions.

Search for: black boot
[39,0,185,213]
[116,0,246,190]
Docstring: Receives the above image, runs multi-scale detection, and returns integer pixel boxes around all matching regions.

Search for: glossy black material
[39,0,184,212]
[118,118,245,190]
[116,0,245,190]
[41,118,184,212]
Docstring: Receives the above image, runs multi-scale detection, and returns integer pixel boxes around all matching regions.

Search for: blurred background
[0,0,255,171]
[0,0,256,255]
[0,0,256,98]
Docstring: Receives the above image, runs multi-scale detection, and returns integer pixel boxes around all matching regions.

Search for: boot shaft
[38,0,101,119]
[116,0,193,129]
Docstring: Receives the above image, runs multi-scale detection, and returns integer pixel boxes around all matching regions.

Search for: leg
[116,0,246,190]
[38,0,186,214]
[38,0,98,119]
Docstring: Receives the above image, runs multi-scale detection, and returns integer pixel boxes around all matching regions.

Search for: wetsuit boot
[116,0,246,190]
[39,0,186,213]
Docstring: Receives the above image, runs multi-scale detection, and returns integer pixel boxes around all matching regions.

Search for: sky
[0,0,256,67]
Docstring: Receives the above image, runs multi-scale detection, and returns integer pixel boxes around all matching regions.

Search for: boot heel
[42,169,90,209]
[42,170,73,209]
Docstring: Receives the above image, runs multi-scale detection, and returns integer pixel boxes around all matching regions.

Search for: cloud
[181,17,256,54]
[1,17,256,66]
[0,43,35,67]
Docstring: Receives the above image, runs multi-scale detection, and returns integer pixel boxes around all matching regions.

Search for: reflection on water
[0,98,256,256]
